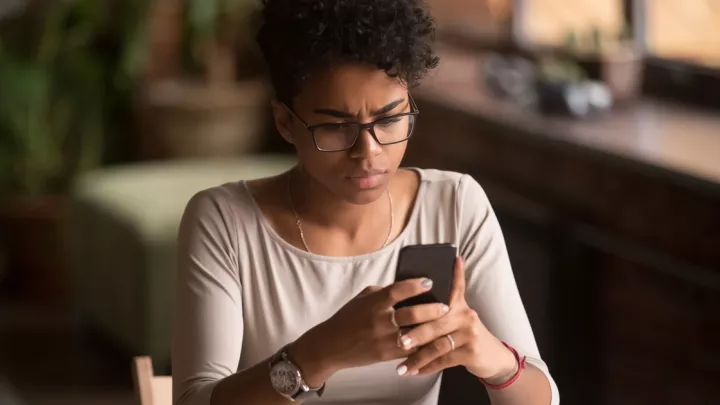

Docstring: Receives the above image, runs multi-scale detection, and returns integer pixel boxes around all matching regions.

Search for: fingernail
[442,305,450,313]
[397,365,407,376]
[401,335,412,348]
[409,369,418,376]
[421,278,433,289]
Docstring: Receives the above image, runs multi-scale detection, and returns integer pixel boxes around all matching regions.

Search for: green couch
[66,155,296,370]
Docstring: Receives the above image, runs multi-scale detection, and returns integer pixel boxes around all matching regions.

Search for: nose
[349,127,382,159]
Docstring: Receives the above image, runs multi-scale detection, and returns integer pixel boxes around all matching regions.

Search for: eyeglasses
[283,94,419,152]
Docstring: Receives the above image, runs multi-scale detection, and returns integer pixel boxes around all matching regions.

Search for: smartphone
[393,243,457,311]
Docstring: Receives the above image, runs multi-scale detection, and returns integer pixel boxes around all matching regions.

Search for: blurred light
[0,0,26,21]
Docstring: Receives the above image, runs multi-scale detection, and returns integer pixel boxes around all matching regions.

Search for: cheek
[293,134,316,157]
[386,142,408,167]
[296,143,345,178]
[292,131,330,165]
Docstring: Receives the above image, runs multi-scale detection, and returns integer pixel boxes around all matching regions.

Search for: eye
[322,123,353,132]
[376,117,401,127]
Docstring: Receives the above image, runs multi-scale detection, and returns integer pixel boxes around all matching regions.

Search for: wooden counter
[410,47,720,405]
[414,47,720,195]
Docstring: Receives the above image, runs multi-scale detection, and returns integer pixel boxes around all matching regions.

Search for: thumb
[448,256,466,304]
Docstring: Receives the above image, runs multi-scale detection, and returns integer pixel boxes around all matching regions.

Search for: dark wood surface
[412,46,720,405]
[415,45,720,197]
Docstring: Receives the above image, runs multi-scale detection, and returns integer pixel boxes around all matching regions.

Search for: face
[272,64,412,205]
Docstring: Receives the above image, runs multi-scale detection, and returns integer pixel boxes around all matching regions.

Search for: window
[520,0,625,48]
[646,0,720,68]
[425,0,512,40]
[515,0,720,108]
[432,0,720,108]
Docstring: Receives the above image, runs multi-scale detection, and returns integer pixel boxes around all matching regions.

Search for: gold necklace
[287,171,394,254]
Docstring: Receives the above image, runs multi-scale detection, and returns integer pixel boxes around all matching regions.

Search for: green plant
[115,0,152,91]
[112,0,264,87]
[537,56,587,84]
[185,0,264,82]
[562,23,633,55]
[0,0,106,196]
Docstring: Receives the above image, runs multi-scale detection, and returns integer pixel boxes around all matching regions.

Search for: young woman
[172,1,559,404]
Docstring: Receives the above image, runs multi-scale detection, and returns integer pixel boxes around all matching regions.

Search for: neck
[289,167,389,236]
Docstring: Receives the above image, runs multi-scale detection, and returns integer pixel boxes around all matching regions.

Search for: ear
[271,99,295,145]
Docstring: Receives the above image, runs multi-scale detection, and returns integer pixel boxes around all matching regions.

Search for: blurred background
[0,1,718,404]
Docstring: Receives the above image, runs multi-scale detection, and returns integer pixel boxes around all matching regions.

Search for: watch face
[270,361,300,397]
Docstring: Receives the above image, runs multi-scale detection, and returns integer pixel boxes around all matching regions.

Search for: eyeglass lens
[314,114,416,151]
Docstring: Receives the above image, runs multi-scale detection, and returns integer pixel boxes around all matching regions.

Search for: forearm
[210,359,293,405]
[486,364,552,405]
[210,335,337,405]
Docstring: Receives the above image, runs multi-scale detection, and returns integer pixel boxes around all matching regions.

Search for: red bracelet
[479,342,527,390]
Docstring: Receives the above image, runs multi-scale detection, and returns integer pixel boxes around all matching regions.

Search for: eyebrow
[313,98,406,119]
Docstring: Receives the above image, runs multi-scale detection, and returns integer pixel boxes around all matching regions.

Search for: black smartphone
[393,243,457,311]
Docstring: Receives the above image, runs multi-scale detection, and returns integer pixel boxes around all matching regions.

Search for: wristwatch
[269,346,325,401]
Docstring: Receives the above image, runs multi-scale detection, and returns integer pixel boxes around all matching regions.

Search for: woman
[172,0,559,404]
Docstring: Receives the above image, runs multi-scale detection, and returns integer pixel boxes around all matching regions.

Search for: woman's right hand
[289,278,450,386]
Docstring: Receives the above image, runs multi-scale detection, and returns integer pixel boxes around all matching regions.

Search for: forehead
[293,64,408,109]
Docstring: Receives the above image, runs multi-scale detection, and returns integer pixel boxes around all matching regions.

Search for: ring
[446,334,455,351]
[389,310,399,329]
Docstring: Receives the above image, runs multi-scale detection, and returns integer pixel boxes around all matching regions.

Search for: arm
[456,175,559,405]
[172,190,333,405]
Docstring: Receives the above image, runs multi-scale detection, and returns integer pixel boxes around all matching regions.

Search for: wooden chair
[133,356,172,405]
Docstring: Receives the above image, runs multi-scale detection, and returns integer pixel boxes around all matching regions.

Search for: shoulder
[181,181,256,232]
[415,168,490,210]
[178,181,262,266]
[413,170,506,269]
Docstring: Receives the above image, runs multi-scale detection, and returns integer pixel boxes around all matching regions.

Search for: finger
[380,336,420,363]
[397,334,454,375]
[448,256,466,305]
[393,303,450,327]
[417,351,463,375]
[377,278,433,309]
[359,285,383,297]
[397,334,467,376]
[396,311,460,350]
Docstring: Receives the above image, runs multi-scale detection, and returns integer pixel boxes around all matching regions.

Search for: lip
[346,171,387,189]
[348,169,387,178]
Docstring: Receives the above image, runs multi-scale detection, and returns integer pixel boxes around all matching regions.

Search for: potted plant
[0,0,106,305]
[139,0,270,159]
[563,25,643,104]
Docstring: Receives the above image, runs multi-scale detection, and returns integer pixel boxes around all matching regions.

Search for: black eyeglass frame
[283,94,420,152]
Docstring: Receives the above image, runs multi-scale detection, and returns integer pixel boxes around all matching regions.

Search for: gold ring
[446,334,455,351]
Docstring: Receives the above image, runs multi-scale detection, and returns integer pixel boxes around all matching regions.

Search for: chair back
[132,356,172,405]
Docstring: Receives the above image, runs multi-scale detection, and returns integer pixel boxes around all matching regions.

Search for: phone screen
[393,243,457,311]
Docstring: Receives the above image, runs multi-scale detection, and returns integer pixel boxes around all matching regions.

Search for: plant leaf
[0,59,51,144]
[187,0,218,40]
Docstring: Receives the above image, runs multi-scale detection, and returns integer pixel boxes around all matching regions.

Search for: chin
[340,183,387,205]
[348,190,385,205]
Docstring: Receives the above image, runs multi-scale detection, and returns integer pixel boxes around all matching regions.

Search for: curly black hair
[256,0,439,106]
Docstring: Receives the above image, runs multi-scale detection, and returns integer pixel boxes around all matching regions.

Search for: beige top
[172,168,559,405]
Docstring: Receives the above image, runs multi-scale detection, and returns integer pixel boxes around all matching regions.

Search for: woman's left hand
[395,257,518,381]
